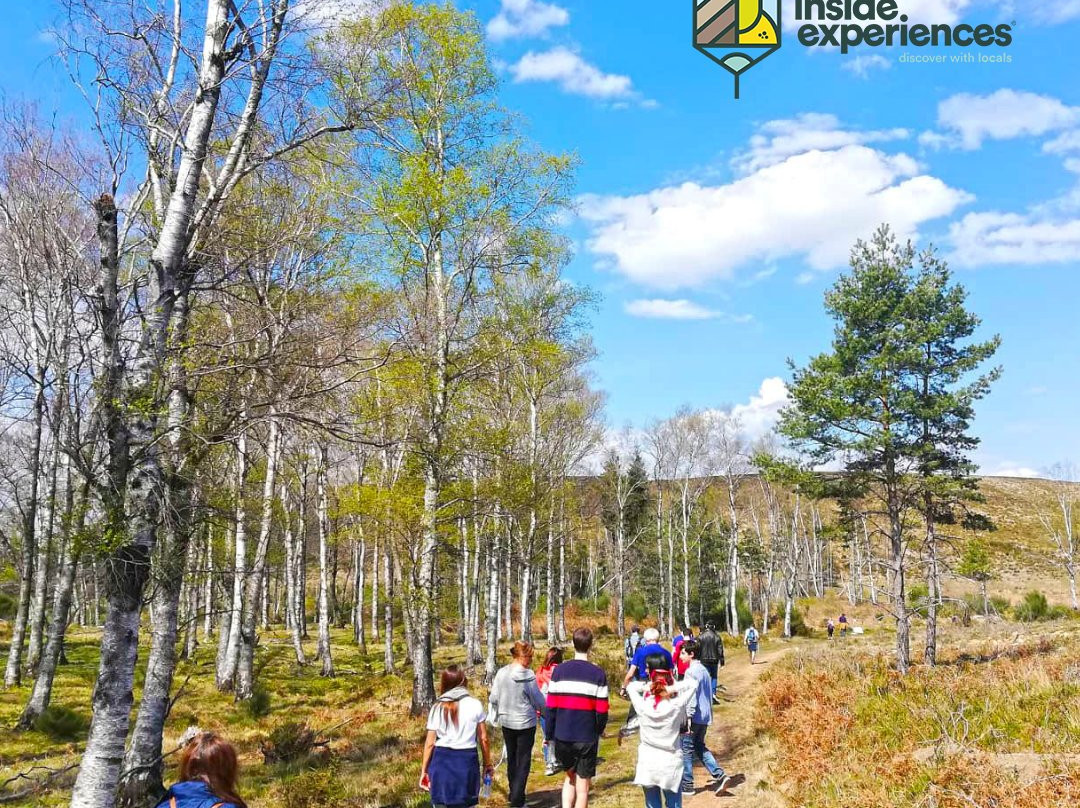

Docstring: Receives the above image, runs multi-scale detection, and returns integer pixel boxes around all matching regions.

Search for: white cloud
[580,129,971,290]
[623,299,753,322]
[624,299,716,321]
[841,53,892,79]
[733,113,908,174]
[950,212,1080,266]
[922,90,1080,150]
[730,377,790,443]
[1043,130,1080,156]
[982,463,1042,479]
[509,47,641,101]
[487,0,569,42]
[1031,1,1080,23]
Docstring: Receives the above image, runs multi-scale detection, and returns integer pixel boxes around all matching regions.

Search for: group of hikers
[148,622,763,808]
[420,621,763,808]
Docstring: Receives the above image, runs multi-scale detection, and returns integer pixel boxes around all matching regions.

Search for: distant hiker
[839,613,849,637]
[489,642,548,808]
[625,625,643,666]
[537,646,564,775]
[744,625,760,665]
[672,629,694,680]
[680,640,730,794]
[626,653,698,808]
[827,618,835,640]
[157,732,247,808]
[547,627,609,808]
[420,666,493,808]
[621,628,675,737]
[696,623,724,702]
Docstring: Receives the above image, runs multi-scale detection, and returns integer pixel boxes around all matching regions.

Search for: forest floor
[2,607,1079,807]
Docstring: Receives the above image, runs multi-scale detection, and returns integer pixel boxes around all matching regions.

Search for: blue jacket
[684,659,715,725]
[157,780,240,808]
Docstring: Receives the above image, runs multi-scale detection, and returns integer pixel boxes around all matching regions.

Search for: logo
[693,0,781,99]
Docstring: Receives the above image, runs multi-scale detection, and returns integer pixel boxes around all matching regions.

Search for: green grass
[0,626,646,807]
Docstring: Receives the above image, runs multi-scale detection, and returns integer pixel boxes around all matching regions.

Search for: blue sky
[3,0,1079,476]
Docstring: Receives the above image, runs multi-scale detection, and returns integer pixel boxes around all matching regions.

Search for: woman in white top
[420,666,493,808]
[626,653,697,808]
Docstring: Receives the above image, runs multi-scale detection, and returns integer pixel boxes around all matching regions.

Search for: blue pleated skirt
[429,746,480,807]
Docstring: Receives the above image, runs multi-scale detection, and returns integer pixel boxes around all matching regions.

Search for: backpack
[624,633,641,659]
[746,628,758,644]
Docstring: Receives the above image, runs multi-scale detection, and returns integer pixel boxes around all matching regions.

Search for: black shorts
[554,741,599,779]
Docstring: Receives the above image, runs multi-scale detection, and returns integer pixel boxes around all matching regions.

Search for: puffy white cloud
[729,377,790,443]
[509,47,639,101]
[733,113,908,174]
[580,134,970,290]
[487,0,569,42]
[949,212,1080,266]
[921,90,1080,150]
[841,53,892,78]
[623,299,753,322]
[982,463,1042,479]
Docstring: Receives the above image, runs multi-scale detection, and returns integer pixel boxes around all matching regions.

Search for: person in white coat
[625,652,697,808]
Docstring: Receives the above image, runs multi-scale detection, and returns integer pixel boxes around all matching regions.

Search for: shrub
[34,705,89,742]
[787,607,811,637]
[0,591,16,621]
[241,685,272,719]
[623,592,648,622]
[262,722,321,765]
[1013,591,1049,622]
[908,583,929,613]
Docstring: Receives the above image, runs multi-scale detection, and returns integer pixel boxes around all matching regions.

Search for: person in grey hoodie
[489,641,548,807]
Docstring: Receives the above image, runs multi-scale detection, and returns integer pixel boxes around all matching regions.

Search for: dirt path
[683,643,792,807]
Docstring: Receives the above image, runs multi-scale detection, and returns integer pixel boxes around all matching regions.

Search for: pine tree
[780,226,999,673]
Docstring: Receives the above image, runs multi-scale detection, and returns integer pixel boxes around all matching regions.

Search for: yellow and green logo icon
[693,0,781,99]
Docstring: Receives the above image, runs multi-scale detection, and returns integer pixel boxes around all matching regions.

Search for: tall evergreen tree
[780,226,999,673]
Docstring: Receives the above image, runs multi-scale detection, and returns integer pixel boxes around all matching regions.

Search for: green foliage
[1013,591,1050,622]
[241,685,273,719]
[787,606,811,637]
[957,538,993,583]
[33,706,89,742]
[262,722,320,765]
[908,583,929,612]
[623,591,648,622]
[715,589,753,634]
[0,591,16,620]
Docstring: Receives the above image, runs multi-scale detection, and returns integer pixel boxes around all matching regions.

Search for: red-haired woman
[157,732,247,808]
[420,665,493,808]
[536,646,564,776]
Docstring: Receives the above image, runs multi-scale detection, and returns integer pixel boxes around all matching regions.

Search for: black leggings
[502,725,536,807]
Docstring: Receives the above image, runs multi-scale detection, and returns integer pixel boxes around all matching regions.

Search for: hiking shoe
[714,775,733,793]
[681,780,695,794]
[545,763,557,776]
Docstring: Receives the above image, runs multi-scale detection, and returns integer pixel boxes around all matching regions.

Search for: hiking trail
[683,642,792,807]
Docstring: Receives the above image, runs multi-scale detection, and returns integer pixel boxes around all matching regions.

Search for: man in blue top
[680,640,730,794]
[617,627,673,738]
